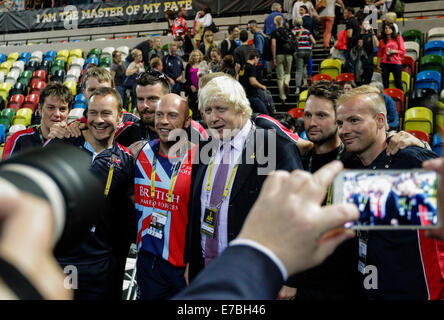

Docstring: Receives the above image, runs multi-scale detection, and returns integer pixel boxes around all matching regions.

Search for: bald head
[155,94,191,146]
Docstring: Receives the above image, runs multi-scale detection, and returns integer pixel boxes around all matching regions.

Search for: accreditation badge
[201,207,218,238]
[357,231,368,275]
[147,211,167,240]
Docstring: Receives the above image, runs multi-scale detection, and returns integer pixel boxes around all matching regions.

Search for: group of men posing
[2,66,444,300]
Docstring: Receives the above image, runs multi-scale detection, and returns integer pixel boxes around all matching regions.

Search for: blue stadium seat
[44,50,57,60]
[432,133,443,156]
[18,52,31,65]
[75,93,87,104]
[0,124,6,144]
[0,53,6,64]
[424,40,444,57]
[415,71,442,93]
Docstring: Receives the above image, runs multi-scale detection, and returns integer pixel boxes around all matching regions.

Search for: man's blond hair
[337,85,389,130]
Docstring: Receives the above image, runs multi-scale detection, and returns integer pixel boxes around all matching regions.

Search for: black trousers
[381,63,403,91]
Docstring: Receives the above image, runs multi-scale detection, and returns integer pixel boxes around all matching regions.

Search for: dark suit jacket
[175,245,283,300]
[184,125,303,281]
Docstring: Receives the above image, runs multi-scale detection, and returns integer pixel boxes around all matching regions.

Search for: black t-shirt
[292,146,363,300]
[271,28,286,55]
[238,63,259,97]
[220,39,237,58]
[346,16,361,50]
[114,119,159,147]
[233,44,253,67]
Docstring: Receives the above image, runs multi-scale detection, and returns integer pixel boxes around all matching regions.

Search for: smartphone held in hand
[333,169,440,230]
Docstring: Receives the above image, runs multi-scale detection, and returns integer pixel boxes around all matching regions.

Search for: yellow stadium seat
[320,59,342,80]
[404,107,434,135]
[12,116,27,127]
[7,52,19,62]
[69,49,83,59]
[298,90,308,109]
[1,61,13,73]
[16,108,33,127]
[64,80,77,96]
[56,49,70,60]
[389,72,410,93]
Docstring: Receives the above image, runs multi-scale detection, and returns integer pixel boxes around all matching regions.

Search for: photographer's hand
[0,193,72,300]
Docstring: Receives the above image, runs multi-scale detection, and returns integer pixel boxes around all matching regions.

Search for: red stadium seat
[288,107,305,119]
[406,130,430,143]
[401,56,415,76]
[9,94,25,107]
[335,73,355,86]
[311,73,332,84]
[384,88,405,114]
[6,101,21,111]
[22,93,39,112]
[30,80,46,95]
[32,69,47,82]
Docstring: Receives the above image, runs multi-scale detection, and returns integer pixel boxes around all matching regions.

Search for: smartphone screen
[333,169,439,229]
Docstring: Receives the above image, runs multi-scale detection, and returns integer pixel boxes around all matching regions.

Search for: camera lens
[0,144,105,254]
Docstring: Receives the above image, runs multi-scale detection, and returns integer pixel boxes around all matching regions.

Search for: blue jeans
[249,96,269,115]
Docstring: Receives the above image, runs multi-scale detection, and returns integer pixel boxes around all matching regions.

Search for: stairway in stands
[266,32,330,113]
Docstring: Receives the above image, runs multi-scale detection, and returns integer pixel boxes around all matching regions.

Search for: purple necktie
[205,144,231,266]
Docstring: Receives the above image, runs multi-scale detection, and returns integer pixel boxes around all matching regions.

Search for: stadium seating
[102,47,115,57]
[389,72,410,93]
[88,48,102,58]
[9,82,28,97]
[68,108,85,123]
[9,94,25,108]
[335,73,355,86]
[401,56,415,76]
[404,107,434,135]
[116,46,129,59]
[320,59,341,80]
[406,130,430,143]
[288,107,304,119]
[73,101,87,109]
[1,108,16,125]
[56,49,70,63]
[404,41,420,61]
[22,93,39,111]
[403,29,423,46]
[311,73,332,83]
[64,80,77,96]
[0,116,9,130]
[12,61,25,73]
[0,124,6,144]
[410,88,439,110]
[0,53,6,64]
[69,48,83,59]
[7,52,19,63]
[51,69,66,82]
[84,56,99,68]
[30,51,43,63]
[420,55,444,76]
[15,108,33,127]
[427,27,444,42]
[432,133,443,155]
[32,69,47,83]
[30,79,46,95]
[424,40,444,57]
[26,60,40,73]
[18,52,31,65]
[298,89,308,108]
[415,70,442,93]
[99,56,112,68]
[0,82,12,100]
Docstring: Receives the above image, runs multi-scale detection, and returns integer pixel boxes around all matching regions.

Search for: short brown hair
[308,80,344,110]
[39,82,73,108]
[89,87,123,113]
[82,67,114,89]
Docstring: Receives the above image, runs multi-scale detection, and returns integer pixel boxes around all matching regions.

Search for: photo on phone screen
[333,169,439,229]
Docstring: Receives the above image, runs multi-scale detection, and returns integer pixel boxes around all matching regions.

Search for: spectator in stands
[209,47,222,73]
[342,80,356,92]
[293,17,316,95]
[0,0,14,11]
[238,50,269,115]
[264,2,286,79]
[248,20,266,84]
[193,7,213,43]
[356,20,379,85]
[185,49,206,119]
[175,36,185,59]
[1,82,72,160]
[370,81,400,131]
[126,49,146,110]
[317,0,345,49]
[127,38,151,66]
[299,5,315,36]
[171,6,189,40]
[264,2,286,36]
[150,57,163,73]
[198,30,217,61]
[220,25,240,58]
[162,42,184,94]
[233,30,254,75]
[148,37,165,63]
[220,54,236,78]
[376,23,405,91]
[271,15,293,103]
[380,11,399,36]
[111,50,128,110]
[343,7,361,74]
[12,0,25,10]
[293,0,315,20]
[274,113,297,133]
